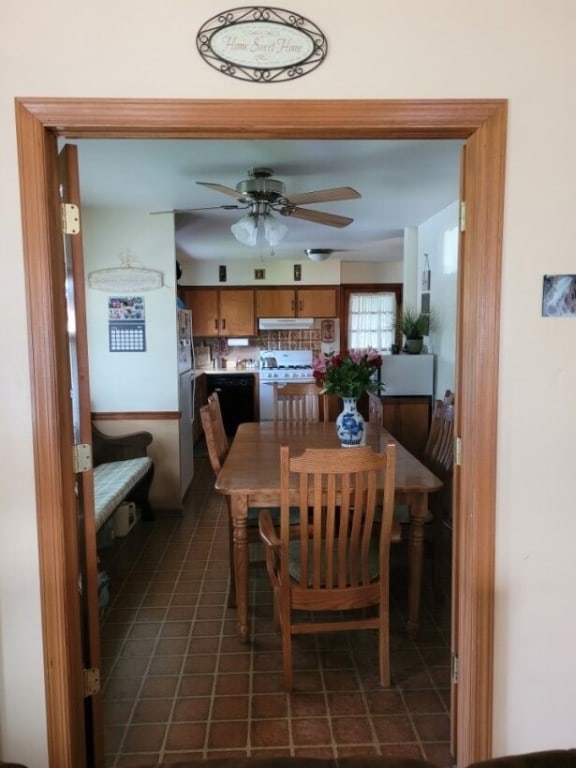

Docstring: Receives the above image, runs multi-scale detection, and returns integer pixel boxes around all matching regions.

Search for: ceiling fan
[152,167,361,230]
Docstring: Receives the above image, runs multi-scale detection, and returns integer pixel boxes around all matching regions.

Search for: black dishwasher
[206,374,256,436]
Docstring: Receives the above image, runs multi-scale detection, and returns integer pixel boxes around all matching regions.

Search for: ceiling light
[231,209,288,248]
[305,248,333,262]
[231,213,258,246]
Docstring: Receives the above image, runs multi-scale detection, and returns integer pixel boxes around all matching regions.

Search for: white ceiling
[74,138,463,263]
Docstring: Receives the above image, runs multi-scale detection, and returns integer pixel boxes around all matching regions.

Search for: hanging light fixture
[305,248,333,262]
[230,201,288,248]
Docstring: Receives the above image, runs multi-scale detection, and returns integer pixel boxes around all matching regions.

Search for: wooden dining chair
[273,381,328,423]
[394,389,455,597]
[258,441,397,691]
[200,393,261,607]
[368,392,383,426]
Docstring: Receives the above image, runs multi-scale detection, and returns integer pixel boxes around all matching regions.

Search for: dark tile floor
[98,451,453,767]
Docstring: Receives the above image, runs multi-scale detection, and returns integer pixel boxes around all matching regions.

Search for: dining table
[215,420,443,642]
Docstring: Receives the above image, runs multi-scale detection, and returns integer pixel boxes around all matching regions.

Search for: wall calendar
[108,296,146,352]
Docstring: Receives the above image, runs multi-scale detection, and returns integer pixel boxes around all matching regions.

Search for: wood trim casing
[92,411,180,420]
[15,97,506,768]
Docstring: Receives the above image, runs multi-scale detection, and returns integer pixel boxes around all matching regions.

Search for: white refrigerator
[380,353,434,396]
[178,310,195,499]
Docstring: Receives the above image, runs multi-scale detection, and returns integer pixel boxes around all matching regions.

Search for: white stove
[258,350,315,419]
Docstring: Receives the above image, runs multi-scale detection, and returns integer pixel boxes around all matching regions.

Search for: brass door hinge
[452,652,459,684]
[73,443,92,473]
[459,201,466,232]
[61,203,80,235]
[83,667,101,697]
[454,436,462,467]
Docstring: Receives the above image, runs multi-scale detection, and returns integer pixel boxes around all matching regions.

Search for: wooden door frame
[15,97,506,768]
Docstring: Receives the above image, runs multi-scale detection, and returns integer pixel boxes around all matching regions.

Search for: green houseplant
[398,308,429,354]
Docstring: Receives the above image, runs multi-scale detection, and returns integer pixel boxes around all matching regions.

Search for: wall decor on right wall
[542,274,576,316]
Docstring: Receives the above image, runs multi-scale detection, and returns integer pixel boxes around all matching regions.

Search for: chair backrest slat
[281,442,396,593]
[273,382,328,423]
[200,391,229,475]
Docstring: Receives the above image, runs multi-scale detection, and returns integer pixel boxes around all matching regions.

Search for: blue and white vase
[335,397,365,447]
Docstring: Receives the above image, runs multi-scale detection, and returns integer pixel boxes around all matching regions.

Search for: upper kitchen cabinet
[182,287,255,337]
[256,287,338,318]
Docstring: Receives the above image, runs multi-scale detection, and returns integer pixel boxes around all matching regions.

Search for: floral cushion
[93,457,153,531]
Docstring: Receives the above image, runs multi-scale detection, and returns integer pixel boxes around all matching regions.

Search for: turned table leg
[406,492,428,638]
[230,493,250,642]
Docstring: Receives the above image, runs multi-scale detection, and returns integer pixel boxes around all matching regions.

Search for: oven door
[259,380,276,421]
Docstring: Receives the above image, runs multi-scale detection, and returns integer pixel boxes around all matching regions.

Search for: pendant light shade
[231,210,288,247]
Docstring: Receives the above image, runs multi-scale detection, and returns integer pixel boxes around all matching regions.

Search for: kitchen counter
[194,368,260,376]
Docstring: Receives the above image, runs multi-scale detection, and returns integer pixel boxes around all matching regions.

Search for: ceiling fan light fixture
[263,212,288,247]
[231,213,258,246]
[231,210,288,248]
[305,248,333,262]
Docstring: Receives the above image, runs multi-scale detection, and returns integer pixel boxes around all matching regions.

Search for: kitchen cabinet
[182,288,255,337]
[256,287,337,318]
[380,396,431,458]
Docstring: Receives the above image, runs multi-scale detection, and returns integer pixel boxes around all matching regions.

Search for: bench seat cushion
[94,457,153,531]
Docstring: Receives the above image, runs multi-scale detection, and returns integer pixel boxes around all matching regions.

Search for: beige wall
[2,2,576,765]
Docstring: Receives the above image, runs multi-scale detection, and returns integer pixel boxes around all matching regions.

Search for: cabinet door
[381,396,431,458]
[183,289,219,336]
[297,288,337,317]
[255,289,295,317]
[219,289,255,336]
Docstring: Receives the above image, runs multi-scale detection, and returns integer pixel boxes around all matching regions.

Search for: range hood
[258,317,315,331]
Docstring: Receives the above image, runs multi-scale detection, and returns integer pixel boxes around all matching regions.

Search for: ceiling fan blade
[196,181,246,200]
[150,204,247,215]
[286,186,361,206]
[285,206,354,228]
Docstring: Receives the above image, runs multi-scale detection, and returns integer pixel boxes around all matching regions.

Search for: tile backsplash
[196,330,322,368]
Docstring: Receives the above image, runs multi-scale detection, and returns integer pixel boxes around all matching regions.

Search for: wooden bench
[92,425,154,532]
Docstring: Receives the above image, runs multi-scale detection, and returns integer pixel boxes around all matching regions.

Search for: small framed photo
[422,269,431,292]
[421,292,431,314]
[254,268,266,280]
[542,274,576,316]
[294,264,302,281]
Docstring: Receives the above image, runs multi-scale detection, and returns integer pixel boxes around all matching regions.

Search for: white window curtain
[348,292,396,352]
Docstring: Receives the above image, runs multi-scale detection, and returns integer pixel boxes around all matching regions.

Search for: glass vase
[335,397,365,447]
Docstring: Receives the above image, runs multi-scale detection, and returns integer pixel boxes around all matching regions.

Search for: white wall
[2,2,576,764]
[419,202,459,397]
[185,255,341,285]
[341,259,403,284]
[83,209,179,411]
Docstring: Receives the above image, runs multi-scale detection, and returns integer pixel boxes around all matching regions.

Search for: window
[348,292,397,352]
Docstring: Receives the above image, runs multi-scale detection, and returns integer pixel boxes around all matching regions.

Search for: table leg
[230,493,250,642]
[406,492,428,638]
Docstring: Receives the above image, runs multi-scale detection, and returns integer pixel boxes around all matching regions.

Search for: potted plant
[398,308,429,354]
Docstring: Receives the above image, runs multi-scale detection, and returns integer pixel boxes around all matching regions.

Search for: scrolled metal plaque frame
[196,6,327,83]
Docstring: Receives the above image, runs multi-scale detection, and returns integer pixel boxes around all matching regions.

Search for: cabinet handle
[214,318,218,330]
[222,318,226,330]
[298,300,303,312]
[291,300,295,311]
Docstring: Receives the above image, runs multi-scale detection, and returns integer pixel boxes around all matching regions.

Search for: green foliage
[398,308,429,339]
[313,348,383,399]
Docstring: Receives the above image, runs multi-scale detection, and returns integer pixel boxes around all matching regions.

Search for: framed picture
[421,292,431,314]
[542,274,576,316]
[422,269,431,292]
[321,319,335,343]
[254,268,266,280]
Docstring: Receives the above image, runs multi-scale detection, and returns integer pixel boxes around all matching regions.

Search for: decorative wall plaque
[196,7,327,83]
